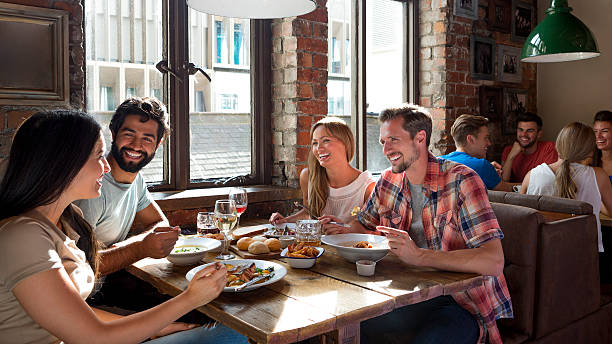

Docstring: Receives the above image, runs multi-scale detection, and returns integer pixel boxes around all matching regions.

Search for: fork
[235,272,274,291]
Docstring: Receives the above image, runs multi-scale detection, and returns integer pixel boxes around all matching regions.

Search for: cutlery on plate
[235,272,274,291]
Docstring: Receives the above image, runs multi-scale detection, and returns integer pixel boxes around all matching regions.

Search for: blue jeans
[145,323,249,344]
[361,295,479,344]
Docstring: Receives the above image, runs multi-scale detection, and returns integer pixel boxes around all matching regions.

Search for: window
[327,0,418,173]
[85,0,270,189]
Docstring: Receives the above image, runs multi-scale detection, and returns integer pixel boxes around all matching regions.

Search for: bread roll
[265,238,281,251]
[248,241,270,254]
[251,235,267,242]
[237,237,253,250]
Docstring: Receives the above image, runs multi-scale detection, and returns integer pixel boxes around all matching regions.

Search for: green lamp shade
[522,7,599,62]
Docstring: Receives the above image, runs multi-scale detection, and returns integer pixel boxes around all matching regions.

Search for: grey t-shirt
[74,173,153,247]
[408,183,428,248]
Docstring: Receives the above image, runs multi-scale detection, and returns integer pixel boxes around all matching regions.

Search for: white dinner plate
[185,259,287,292]
[263,223,297,238]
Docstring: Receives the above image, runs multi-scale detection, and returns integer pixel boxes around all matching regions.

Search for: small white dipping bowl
[356,259,376,276]
[280,246,324,268]
[321,233,389,263]
[167,237,221,266]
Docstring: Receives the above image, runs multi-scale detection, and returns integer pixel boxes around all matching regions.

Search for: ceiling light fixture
[187,0,317,19]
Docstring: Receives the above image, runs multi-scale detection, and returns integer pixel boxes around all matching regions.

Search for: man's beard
[518,137,536,149]
[111,141,155,173]
[391,145,419,174]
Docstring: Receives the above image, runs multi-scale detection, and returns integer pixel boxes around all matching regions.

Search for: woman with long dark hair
[269,117,375,232]
[593,110,612,183]
[0,110,245,344]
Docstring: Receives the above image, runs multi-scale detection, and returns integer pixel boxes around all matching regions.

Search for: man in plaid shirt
[326,104,513,343]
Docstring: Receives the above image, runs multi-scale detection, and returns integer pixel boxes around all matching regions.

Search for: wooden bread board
[229,245,281,259]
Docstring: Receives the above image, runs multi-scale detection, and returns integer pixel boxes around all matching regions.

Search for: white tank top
[321,171,376,224]
[527,163,603,252]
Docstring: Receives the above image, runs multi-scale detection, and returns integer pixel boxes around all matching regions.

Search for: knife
[235,272,274,291]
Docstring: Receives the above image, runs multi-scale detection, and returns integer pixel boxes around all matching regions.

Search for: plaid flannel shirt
[358,153,513,343]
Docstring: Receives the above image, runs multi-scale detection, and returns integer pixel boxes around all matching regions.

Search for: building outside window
[85,0,266,188]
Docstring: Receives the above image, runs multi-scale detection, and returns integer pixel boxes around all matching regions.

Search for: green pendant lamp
[521,0,599,63]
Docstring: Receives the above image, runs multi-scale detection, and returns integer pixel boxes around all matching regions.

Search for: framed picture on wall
[479,86,503,120]
[497,45,522,83]
[488,0,511,33]
[470,35,496,80]
[454,0,478,20]
[503,88,528,135]
[512,0,534,41]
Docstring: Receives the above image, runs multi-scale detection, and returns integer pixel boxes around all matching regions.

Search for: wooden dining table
[126,221,484,344]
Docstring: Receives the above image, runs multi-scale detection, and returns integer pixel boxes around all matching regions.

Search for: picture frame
[497,45,522,83]
[470,35,496,81]
[454,0,479,20]
[511,0,534,42]
[0,3,69,105]
[479,86,503,120]
[488,0,512,33]
[503,88,528,135]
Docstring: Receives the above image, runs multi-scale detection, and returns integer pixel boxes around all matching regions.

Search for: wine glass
[229,187,248,227]
[214,200,237,260]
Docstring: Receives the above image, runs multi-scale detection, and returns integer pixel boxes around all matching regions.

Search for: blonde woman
[269,117,375,233]
[521,122,612,253]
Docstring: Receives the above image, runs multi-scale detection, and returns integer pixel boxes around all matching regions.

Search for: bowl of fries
[280,243,324,268]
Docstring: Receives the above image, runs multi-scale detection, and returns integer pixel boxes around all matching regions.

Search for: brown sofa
[488,190,612,343]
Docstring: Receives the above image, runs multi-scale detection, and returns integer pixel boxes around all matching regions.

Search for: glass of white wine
[214,199,238,260]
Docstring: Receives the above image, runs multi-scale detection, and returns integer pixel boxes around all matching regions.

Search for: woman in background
[593,110,612,183]
[269,117,376,233]
[521,122,612,254]
[0,110,246,344]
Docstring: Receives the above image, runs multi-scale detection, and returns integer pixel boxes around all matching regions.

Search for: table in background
[126,220,484,344]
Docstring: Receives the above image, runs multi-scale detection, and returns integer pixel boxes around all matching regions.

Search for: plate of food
[185,259,287,292]
[321,233,390,262]
[263,223,297,238]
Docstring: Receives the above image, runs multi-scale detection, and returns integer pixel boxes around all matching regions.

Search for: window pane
[188,11,252,182]
[85,0,166,184]
[366,0,404,172]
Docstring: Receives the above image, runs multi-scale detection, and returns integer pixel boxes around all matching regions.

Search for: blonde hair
[554,122,596,199]
[307,117,355,217]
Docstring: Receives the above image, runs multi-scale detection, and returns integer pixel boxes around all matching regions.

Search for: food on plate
[248,241,270,254]
[251,235,267,242]
[286,242,319,258]
[237,237,254,250]
[204,233,225,240]
[264,238,281,251]
[224,262,273,287]
[232,226,267,240]
[353,241,373,248]
[172,245,205,254]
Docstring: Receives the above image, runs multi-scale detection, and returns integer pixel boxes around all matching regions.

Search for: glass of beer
[197,212,217,235]
[295,219,322,246]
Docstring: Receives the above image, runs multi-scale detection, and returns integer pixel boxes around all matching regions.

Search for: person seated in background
[593,110,612,183]
[327,104,512,343]
[521,122,612,255]
[269,117,376,233]
[502,112,558,183]
[440,114,516,191]
[0,110,247,344]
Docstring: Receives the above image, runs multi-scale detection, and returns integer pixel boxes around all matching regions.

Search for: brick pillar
[271,0,328,188]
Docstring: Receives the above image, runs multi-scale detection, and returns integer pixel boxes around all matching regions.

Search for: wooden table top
[126,220,484,344]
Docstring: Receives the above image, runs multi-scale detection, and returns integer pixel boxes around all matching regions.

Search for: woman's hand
[184,262,227,307]
[269,212,287,225]
[150,322,199,339]
[319,215,349,235]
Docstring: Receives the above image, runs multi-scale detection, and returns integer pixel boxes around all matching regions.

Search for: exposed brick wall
[0,0,85,158]
[271,0,328,188]
[419,0,538,161]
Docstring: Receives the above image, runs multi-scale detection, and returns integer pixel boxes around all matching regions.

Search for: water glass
[295,219,322,246]
[197,212,217,235]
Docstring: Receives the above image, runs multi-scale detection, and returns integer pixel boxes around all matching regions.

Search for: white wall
[537,0,612,141]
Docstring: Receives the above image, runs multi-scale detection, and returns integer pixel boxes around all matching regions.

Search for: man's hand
[508,141,523,159]
[377,226,423,266]
[491,161,503,178]
[139,226,180,258]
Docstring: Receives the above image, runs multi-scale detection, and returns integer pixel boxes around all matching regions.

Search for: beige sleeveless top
[321,171,376,223]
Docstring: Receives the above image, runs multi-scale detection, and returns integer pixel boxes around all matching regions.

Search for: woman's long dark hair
[0,110,102,274]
